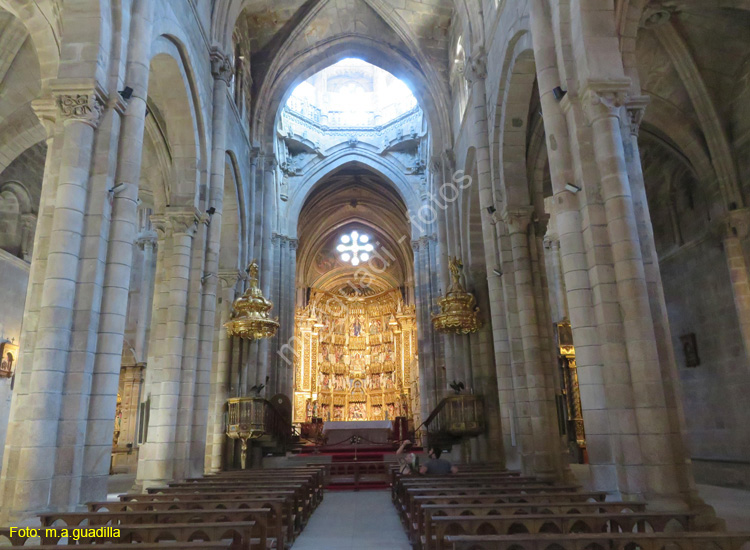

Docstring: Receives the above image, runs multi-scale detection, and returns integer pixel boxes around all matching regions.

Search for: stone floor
[292,490,411,550]
[697,484,750,532]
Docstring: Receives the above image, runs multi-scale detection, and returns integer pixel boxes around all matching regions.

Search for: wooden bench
[3,521,259,550]
[401,487,602,527]
[411,501,648,545]
[0,540,230,550]
[443,532,750,550]
[40,508,280,550]
[428,512,695,550]
[117,492,299,540]
[136,488,309,531]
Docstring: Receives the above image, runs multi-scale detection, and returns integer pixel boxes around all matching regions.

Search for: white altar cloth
[322,420,393,445]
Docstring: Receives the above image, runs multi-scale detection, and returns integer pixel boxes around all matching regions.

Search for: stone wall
[0,248,29,469]
[660,238,750,487]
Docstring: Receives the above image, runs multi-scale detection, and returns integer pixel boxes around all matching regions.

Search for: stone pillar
[462,50,510,464]
[247,149,260,262]
[582,83,679,500]
[503,208,560,476]
[206,270,241,473]
[257,156,277,389]
[134,232,157,363]
[136,208,199,487]
[716,211,750,362]
[529,0,618,493]
[623,99,716,520]
[0,88,104,520]
[75,0,156,504]
[190,47,233,479]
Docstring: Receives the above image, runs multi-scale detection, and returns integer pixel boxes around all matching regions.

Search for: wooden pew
[412,500,648,545]
[3,521,260,550]
[428,512,695,550]
[443,532,750,550]
[40,508,280,550]
[401,486,600,527]
[138,487,310,531]
[117,492,299,541]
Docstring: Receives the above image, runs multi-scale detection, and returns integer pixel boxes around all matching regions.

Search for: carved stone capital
[55,91,105,128]
[640,6,674,28]
[625,95,650,137]
[31,97,58,138]
[20,213,37,231]
[581,80,630,125]
[411,239,421,252]
[289,239,299,251]
[165,207,201,237]
[249,147,261,164]
[714,209,750,241]
[210,47,234,85]
[464,49,487,84]
[501,207,533,234]
[264,155,278,172]
[218,269,243,289]
[150,214,168,239]
[136,231,158,250]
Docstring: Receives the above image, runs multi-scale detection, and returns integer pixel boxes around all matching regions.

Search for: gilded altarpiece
[293,289,418,424]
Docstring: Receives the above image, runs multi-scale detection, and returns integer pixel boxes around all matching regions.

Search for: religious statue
[351,317,362,336]
[448,256,463,287]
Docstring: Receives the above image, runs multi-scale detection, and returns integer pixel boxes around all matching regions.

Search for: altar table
[322,420,393,446]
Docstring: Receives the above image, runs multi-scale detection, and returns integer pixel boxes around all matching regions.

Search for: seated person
[395,439,419,475]
[419,446,458,475]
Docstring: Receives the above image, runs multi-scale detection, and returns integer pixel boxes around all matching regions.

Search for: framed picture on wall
[0,339,19,378]
[680,333,700,368]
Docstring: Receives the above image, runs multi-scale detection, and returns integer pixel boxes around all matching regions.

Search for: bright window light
[337,230,374,266]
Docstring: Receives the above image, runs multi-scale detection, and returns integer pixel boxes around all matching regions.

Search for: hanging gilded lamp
[432,257,481,334]
[224,260,279,340]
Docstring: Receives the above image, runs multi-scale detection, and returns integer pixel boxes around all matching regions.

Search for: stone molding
[31,97,57,138]
[150,214,168,239]
[210,47,233,85]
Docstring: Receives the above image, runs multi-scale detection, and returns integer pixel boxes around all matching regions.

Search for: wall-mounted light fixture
[565,182,581,194]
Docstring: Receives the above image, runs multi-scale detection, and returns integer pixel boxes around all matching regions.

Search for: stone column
[503,208,560,476]
[529,0,617,492]
[462,50,511,464]
[582,83,678,500]
[412,238,435,429]
[715,210,750,363]
[76,0,156,504]
[623,100,715,519]
[247,149,260,262]
[0,88,104,521]
[134,232,157,363]
[206,270,241,473]
[136,208,199,487]
[190,47,233,479]
[257,156,277,389]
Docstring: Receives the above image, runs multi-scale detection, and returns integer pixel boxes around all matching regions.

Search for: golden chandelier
[432,257,482,334]
[224,261,279,340]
